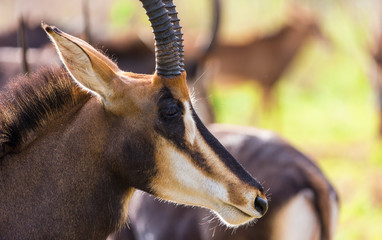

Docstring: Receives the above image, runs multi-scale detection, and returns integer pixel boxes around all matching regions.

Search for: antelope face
[149,75,267,226]
[109,71,267,226]
[43,0,267,227]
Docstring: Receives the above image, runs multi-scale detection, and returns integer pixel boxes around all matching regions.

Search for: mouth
[231,205,254,218]
[214,203,258,226]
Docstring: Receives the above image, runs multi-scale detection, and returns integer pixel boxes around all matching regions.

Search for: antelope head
[42,0,267,226]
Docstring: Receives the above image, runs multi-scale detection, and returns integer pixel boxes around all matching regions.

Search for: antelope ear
[42,23,120,101]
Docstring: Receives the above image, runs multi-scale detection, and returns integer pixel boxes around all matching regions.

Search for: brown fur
[0,68,90,154]
[153,72,190,102]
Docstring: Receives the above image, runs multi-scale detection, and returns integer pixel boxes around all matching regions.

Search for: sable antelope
[205,7,325,106]
[0,1,92,85]
[0,0,268,239]
[110,125,339,240]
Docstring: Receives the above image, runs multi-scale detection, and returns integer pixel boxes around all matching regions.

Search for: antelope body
[205,10,324,104]
[110,125,339,240]
[0,1,268,239]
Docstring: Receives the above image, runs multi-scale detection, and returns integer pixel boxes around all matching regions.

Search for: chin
[213,204,257,227]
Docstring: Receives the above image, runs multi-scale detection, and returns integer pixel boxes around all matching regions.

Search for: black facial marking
[154,87,212,174]
[157,89,183,122]
[155,87,185,141]
[121,133,157,193]
[191,107,264,192]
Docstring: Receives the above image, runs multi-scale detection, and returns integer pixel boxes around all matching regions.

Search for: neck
[0,68,90,155]
[0,98,134,239]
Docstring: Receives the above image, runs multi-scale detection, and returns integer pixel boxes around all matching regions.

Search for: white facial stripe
[183,101,196,145]
[154,138,228,208]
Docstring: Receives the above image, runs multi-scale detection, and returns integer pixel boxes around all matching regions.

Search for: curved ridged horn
[163,0,184,71]
[139,0,182,77]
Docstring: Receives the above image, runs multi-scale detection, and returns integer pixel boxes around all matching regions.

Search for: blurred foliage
[110,0,135,29]
[203,0,382,239]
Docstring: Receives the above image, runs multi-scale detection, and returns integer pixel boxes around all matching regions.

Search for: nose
[254,196,268,216]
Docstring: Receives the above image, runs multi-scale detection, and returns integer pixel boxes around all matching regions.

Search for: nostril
[254,196,268,216]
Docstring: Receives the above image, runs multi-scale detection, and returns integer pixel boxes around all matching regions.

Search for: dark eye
[161,104,181,119]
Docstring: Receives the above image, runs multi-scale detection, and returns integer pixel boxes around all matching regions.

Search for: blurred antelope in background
[110,125,339,240]
[202,5,326,107]
[0,0,219,85]
[0,0,269,239]
[0,1,92,85]
[0,17,59,86]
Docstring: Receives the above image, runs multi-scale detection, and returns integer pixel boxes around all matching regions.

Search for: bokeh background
[1,0,382,239]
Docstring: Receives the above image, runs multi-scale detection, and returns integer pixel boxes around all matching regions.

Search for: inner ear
[43,24,121,102]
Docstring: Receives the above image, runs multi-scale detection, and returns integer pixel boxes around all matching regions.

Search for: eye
[160,103,181,119]
[157,87,184,121]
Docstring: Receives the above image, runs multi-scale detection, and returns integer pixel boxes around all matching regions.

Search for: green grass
[109,0,135,28]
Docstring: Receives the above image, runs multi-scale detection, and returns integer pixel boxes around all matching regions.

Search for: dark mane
[0,68,91,155]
